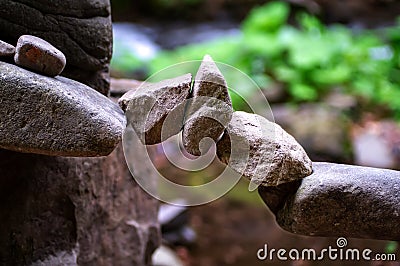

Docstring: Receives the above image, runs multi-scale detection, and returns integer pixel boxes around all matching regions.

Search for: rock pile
[0,59,158,265]
[0,0,112,95]
[0,3,159,264]
[120,55,313,187]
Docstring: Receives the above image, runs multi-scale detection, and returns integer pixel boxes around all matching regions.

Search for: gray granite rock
[14,35,66,77]
[0,0,112,94]
[217,111,313,187]
[259,162,400,241]
[0,40,15,56]
[183,55,233,156]
[0,61,125,157]
[119,74,192,145]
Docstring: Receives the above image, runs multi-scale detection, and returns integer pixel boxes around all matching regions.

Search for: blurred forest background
[110,1,400,265]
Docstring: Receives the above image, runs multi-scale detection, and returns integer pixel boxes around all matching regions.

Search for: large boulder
[0,144,160,265]
[0,0,113,95]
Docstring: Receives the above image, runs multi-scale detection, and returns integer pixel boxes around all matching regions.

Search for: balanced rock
[259,162,400,241]
[183,55,233,156]
[119,74,192,145]
[14,35,66,77]
[0,61,125,157]
[217,111,312,187]
[0,0,112,94]
[0,40,15,57]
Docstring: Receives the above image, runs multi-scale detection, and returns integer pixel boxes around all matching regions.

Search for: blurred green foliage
[111,1,400,118]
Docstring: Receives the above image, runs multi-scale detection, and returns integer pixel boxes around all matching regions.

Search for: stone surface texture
[0,144,160,265]
[0,0,113,94]
[217,111,313,187]
[183,55,233,156]
[14,35,66,77]
[0,39,15,56]
[259,162,400,241]
[120,73,192,145]
[0,62,125,157]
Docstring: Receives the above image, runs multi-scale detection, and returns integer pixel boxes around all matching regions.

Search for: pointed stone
[183,55,233,156]
[0,62,125,157]
[0,40,15,57]
[14,35,66,77]
[217,111,313,187]
[119,73,192,145]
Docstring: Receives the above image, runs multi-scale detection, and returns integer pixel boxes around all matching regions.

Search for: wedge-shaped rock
[0,62,125,157]
[217,111,312,187]
[119,74,192,145]
[259,162,400,241]
[183,55,233,156]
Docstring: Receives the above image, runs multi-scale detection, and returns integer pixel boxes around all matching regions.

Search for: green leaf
[289,83,318,101]
[242,1,290,34]
[311,65,352,85]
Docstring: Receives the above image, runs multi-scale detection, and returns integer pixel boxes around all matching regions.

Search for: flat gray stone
[0,40,15,56]
[0,0,112,94]
[183,55,232,156]
[0,61,125,157]
[217,111,313,187]
[14,35,66,77]
[119,73,192,145]
[259,162,400,241]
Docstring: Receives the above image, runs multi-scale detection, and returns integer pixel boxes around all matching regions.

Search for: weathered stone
[217,111,313,187]
[259,162,400,241]
[0,144,160,265]
[0,0,112,94]
[14,35,66,77]
[183,54,233,156]
[0,39,15,56]
[0,61,125,157]
[119,73,192,145]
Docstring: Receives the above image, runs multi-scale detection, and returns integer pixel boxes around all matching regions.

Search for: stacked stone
[120,54,313,188]
[0,38,159,266]
[0,0,112,95]
[120,54,400,241]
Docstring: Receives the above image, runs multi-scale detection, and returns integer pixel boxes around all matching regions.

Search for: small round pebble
[14,35,66,77]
